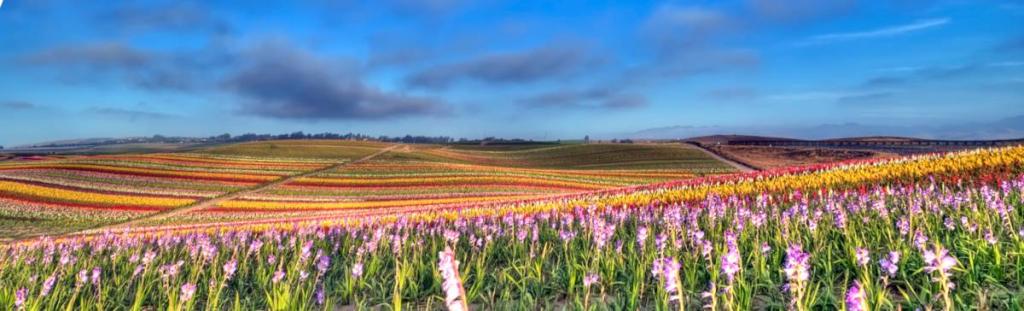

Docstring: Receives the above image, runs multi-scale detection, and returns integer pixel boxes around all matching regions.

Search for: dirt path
[682,143,757,173]
[76,145,399,234]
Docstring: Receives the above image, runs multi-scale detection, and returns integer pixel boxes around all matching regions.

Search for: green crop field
[422,143,736,172]
[198,140,392,159]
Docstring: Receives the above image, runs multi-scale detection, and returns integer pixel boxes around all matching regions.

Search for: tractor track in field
[53,145,400,238]
[682,142,757,173]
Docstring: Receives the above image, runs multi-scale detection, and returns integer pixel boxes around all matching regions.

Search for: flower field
[1,146,1023,309]
[0,154,335,237]
[188,160,701,221]
[0,142,728,236]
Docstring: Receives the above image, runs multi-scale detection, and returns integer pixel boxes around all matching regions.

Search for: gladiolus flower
[845,281,866,311]
[879,251,900,277]
[583,273,599,287]
[438,247,468,311]
[855,248,869,266]
[14,287,26,309]
[180,283,196,302]
[351,262,364,278]
[272,270,286,284]
[223,259,237,280]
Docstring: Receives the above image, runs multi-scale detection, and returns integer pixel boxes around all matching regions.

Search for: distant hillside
[686,135,802,145]
[824,136,925,142]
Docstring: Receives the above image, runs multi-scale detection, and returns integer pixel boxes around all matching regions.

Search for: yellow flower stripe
[0,180,194,207]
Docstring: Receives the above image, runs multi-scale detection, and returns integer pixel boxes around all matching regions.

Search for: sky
[1,0,1022,146]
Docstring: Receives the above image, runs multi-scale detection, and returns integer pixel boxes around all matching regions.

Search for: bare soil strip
[69,145,399,235]
[682,143,757,173]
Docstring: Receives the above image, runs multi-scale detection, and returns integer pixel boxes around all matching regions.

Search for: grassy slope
[198,140,392,159]
[418,143,736,172]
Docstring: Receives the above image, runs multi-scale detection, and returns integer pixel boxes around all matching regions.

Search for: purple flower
[845,281,866,311]
[248,239,264,254]
[923,247,957,281]
[133,265,144,278]
[591,218,616,249]
[180,283,196,302]
[721,245,741,281]
[559,229,576,242]
[91,267,102,287]
[14,287,26,309]
[317,254,331,274]
[223,259,237,280]
[896,218,910,235]
[985,230,997,245]
[40,274,57,297]
[637,226,648,247]
[655,233,668,252]
[943,217,955,230]
[653,257,682,301]
[351,261,364,278]
[315,285,326,305]
[583,273,599,288]
[855,248,870,266]
[443,229,460,244]
[300,241,314,262]
[913,231,929,250]
[879,251,900,277]
[272,270,286,284]
[77,269,89,287]
[142,250,157,265]
[760,242,771,254]
[783,245,810,283]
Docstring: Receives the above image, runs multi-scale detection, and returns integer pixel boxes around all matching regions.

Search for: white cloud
[800,18,949,45]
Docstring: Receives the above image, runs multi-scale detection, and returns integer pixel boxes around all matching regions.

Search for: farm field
[0,152,336,239]
[0,141,731,238]
[0,143,1022,309]
[708,145,894,170]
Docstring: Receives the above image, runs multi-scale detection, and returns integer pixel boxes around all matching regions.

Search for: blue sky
[1,0,1022,146]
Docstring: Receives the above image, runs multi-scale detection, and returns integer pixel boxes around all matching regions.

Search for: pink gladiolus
[855,248,869,266]
[845,281,866,311]
[223,259,238,280]
[180,283,196,302]
[653,257,682,301]
[351,261,364,278]
[438,247,468,311]
[14,287,26,309]
[583,273,599,287]
[272,270,285,284]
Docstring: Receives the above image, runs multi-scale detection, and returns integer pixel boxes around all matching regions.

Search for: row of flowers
[212,160,699,214]
[0,154,337,220]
